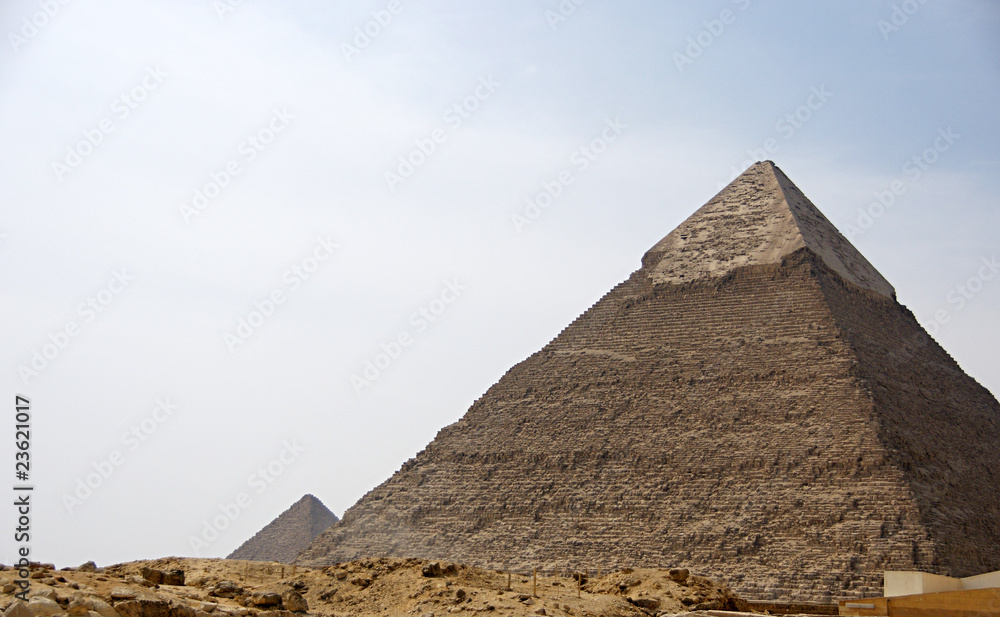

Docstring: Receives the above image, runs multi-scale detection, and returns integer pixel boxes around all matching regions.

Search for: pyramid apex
[643,162,895,298]
[227,493,338,562]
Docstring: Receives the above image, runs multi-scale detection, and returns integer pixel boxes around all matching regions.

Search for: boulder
[248,593,280,608]
[125,576,154,589]
[70,597,118,617]
[280,591,306,613]
[112,600,173,617]
[161,571,184,587]
[668,568,689,582]
[208,583,242,600]
[167,601,195,617]
[140,569,163,586]
[421,563,442,577]
[67,604,90,617]
[2,603,34,617]
[110,588,137,601]
[627,597,660,610]
[26,591,55,601]
[25,598,61,617]
[77,563,97,574]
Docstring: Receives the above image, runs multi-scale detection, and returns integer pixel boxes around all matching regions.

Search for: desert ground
[0,556,831,617]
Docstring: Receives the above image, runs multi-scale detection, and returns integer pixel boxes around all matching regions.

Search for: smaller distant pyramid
[228,494,338,563]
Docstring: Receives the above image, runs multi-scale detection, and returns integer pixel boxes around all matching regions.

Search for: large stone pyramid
[228,494,338,563]
[298,162,1000,602]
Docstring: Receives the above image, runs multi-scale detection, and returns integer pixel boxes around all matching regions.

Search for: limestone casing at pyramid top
[643,161,896,299]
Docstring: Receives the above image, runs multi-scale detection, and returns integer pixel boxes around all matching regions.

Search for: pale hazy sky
[1,1,998,567]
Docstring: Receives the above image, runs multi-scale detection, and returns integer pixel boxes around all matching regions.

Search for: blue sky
[1,0,997,567]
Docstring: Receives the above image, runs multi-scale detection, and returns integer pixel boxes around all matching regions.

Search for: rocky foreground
[0,557,808,617]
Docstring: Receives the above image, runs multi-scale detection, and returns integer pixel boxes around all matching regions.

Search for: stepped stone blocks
[228,494,338,563]
[297,161,1000,602]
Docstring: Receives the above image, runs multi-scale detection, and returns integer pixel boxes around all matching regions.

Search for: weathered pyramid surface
[644,163,895,299]
[228,494,337,563]
[299,162,1000,602]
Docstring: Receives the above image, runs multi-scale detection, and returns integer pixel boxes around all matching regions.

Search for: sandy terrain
[0,557,774,617]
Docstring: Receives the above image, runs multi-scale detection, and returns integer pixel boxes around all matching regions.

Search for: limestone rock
[124,576,153,589]
[166,601,194,617]
[112,600,173,617]
[2,602,33,617]
[628,597,659,610]
[71,596,119,617]
[247,592,280,607]
[207,583,242,600]
[108,588,136,601]
[668,568,689,582]
[140,569,163,586]
[25,598,60,617]
[26,591,54,601]
[279,592,306,613]
[66,604,89,617]
[77,564,97,574]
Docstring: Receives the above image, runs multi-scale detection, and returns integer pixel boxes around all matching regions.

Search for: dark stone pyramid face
[298,162,1000,602]
[228,494,338,563]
